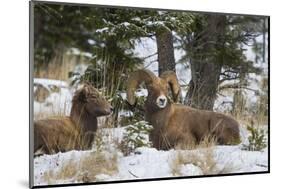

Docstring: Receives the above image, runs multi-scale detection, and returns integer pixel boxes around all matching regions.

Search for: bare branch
[219,76,240,84]
[144,59,158,69]
[219,83,258,92]
[141,52,157,60]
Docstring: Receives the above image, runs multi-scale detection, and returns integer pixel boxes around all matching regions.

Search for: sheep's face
[147,79,169,109]
[78,85,113,116]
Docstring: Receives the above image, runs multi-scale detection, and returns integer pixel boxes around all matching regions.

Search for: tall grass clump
[42,151,119,184]
[69,47,143,127]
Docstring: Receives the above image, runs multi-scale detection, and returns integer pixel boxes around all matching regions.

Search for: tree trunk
[156,30,176,75]
[185,15,226,110]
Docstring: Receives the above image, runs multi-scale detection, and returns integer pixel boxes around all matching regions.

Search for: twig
[141,52,157,60]
[256,164,268,168]
[128,170,139,178]
[219,84,258,93]
[144,59,158,69]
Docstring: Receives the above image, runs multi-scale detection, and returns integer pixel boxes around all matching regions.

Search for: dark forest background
[33,2,268,126]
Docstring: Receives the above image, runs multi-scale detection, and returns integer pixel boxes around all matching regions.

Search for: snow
[33,126,268,186]
[71,64,88,76]
[133,37,158,74]
[180,164,203,175]
[34,78,73,119]
[34,78,68,89]
[214,94,234,112]
[87,39,96,45]
[34,145,268,186]
[133,37,189,83]
[119,89,148,101]
[120,22,131,27]
[131,17,141,22]
[96,27,109,33]
[176,63,191,85]
[146,21,166,27]
[67,48,93,58]
[117,147,173,179]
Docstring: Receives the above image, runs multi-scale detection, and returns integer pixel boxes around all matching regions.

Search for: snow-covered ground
[33,126,268,186]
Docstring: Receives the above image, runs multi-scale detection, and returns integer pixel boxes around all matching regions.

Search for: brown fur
[127,69,241,150]
[34,84,113,155]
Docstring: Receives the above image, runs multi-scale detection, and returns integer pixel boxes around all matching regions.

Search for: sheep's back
[34,117,80,154]
[167,104,241,145]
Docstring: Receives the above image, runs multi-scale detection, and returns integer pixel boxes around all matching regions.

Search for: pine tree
[177,14,267,110]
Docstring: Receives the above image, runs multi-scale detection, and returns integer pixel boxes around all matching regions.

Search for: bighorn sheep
[34,84,113,155]
[127,69,241,150]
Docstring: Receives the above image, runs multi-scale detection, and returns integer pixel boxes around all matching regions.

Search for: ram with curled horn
[127,69,241,150]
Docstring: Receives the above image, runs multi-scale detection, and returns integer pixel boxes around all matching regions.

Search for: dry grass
[170,148,236,176]
[171,137,217,176]
[217,74,268,128]
[228,85,268,127]
[35,52,91,80]
[34,99,71,121]
[171,137,235,176]
[171,148,216,176]
[92,126,118,152]
[175,134,217,150]
[42,151,118,184]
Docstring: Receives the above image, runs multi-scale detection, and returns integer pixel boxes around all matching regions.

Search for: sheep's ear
[78,87,88,102]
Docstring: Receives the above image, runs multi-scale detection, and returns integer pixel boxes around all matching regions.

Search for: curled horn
[127,69,157,105]
[160,71,181,102]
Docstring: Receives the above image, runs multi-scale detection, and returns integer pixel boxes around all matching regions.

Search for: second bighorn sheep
[34,84,113,155]
[127,69,241,150]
